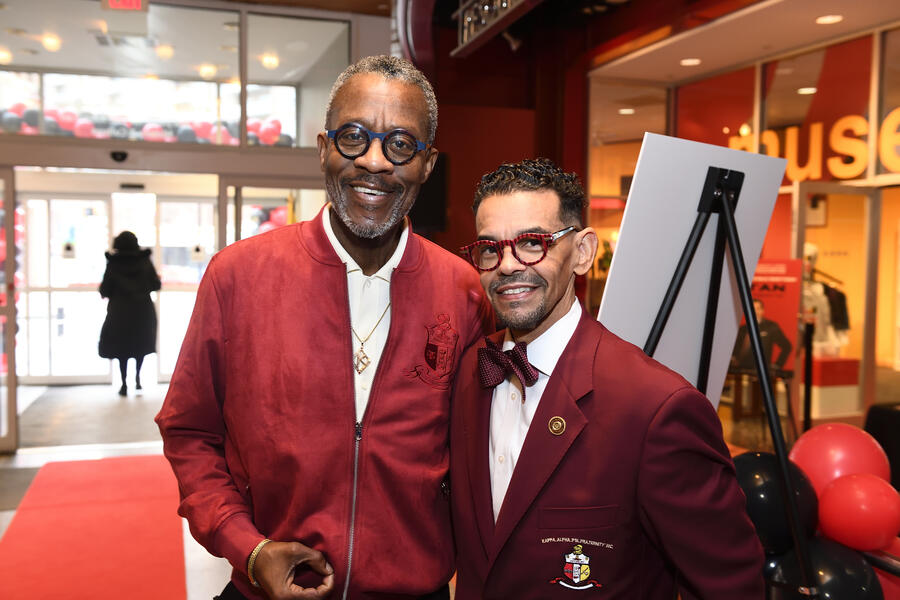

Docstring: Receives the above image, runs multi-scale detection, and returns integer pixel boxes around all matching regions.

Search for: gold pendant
[354,344,371,374]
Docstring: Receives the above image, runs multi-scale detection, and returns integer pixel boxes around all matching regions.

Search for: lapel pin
[548,416,566,436]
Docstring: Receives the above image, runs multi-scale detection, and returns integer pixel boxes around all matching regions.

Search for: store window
[586,79,666,315]
[247,13,349,148]
[675,67,755,148]
[879,27,900,175]
[762,36,872,184]
[0,1,349,148]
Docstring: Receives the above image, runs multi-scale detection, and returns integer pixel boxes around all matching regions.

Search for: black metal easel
[642,166,818,597]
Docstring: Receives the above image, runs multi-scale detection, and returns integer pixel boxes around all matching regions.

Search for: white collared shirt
[489,299,582,522]
[322,204,409,422]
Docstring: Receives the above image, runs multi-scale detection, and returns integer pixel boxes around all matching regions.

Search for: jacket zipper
[342,420,363,600]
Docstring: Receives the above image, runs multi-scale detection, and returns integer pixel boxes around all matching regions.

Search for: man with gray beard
[157,55,492,600]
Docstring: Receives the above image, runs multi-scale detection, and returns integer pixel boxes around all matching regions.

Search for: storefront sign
[728,107,900,182]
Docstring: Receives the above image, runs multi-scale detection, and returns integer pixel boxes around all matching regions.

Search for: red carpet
[0,455,186,599]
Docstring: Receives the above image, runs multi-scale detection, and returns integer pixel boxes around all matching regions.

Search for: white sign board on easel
[597,133,787,407]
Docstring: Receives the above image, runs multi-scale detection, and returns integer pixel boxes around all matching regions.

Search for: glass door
[794,181,880,424]
[17,194,110,383]
[0,167,17,452]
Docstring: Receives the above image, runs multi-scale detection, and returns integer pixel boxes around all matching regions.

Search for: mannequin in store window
[802,242,843,357]
[98,230,161,396]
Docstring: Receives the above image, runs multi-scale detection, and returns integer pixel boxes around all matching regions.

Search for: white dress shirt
[489,299,582,522]
[322,204,409,422]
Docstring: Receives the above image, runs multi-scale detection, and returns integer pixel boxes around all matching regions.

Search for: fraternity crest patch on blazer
[405,313,459,389]
[549,545,603,590]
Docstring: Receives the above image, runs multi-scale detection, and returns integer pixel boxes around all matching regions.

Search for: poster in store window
[730,259,802,376]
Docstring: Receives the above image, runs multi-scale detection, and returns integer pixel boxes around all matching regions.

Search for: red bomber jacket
[156,209,493,599]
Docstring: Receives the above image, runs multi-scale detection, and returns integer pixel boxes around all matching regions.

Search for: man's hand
[254,541,335,599]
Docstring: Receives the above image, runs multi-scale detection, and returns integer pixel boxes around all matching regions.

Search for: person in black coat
[98,231,161,396]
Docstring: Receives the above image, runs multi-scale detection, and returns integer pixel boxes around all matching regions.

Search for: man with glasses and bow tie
[157,55,492,600]
[451,158,763,599]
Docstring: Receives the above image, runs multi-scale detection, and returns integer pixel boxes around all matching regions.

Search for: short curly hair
[473,158,586,227]
[326,55,438,143]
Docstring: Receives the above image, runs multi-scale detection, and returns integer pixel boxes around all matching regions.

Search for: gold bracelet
[247,538,273,588]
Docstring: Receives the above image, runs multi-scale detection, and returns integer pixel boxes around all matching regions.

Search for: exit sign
[102,0,148,11]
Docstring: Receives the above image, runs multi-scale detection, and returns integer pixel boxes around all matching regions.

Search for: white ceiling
[591,0,900,84]
[588,0,900,143]
[0,0,349,84]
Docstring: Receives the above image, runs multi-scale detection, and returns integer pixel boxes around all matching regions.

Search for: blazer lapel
[488,315,602,566]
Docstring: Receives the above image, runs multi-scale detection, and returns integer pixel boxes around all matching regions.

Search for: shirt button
[361,381,369,391]
[498,455,505,463]
[511,392,518,401]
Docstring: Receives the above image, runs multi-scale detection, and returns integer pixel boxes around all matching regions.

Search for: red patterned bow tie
[477,338,540,401]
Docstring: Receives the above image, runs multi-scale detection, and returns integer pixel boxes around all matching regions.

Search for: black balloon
[769,537,884,599]
[110,123,130,140]
[275,133,293,147]
[92,115,111,130]
[1,111,22,133]
[42,116,61,135]
[23,108,40,127]
[734,452,817,555]
[247,132,259,146]
[176,125,197,143]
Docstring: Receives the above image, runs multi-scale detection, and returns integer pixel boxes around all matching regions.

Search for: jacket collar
[297,204,424,273]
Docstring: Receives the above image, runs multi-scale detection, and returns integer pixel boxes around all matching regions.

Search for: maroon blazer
[450,313,764,599]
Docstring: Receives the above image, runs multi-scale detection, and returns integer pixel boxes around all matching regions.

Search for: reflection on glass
[676,67,754,148]
[248,13,349,147]
[159,201,215,285]
[763,36,871,184]
[879,27,900,175]
[50,291,109,376]
[48,199,108,288]
[0,1,239,145]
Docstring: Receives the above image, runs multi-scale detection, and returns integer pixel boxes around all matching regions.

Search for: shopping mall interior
[0,0,899,597]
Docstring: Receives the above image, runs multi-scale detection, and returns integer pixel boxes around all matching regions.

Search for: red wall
[430,104,536,254]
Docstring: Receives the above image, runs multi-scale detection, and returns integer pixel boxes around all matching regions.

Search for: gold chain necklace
[351,302,391,374]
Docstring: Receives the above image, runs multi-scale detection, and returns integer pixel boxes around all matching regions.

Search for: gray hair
[325,55,438,143]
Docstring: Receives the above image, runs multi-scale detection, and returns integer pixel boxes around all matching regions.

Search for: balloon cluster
[0,104,294,147]
[735,423,900,599]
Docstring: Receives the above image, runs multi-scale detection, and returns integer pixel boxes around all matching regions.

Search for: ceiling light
[143,73,158,80]
[680,58,701,67]
[739,123,751,136]
[227,76,241,85]
[198,64,217,80]
[260,53,279,70]
[618,108,635,115]
[155,44,174,60]
[0,47,11,65]
[722,126,730,134]
[42,33,61,52]
[815,15,843,25]
[797,87,817,95]
[223,21,239,32]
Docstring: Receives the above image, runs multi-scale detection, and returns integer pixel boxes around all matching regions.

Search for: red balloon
[789,423,891,497]
[878,542,900,600]
[58,111,77,131]
[9,102,26,117]
[264,118,281,136]
[259,123,279,145]
[20,124,39,135]
[247,117,262,134]
[209,124,232,145]
[819,474,900,550]
[192,121,212,139]
[257,220,277,234]
[141,123,164,142]
[74,117,94,138]
[269,205,288,226]
[44,108,59,120]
